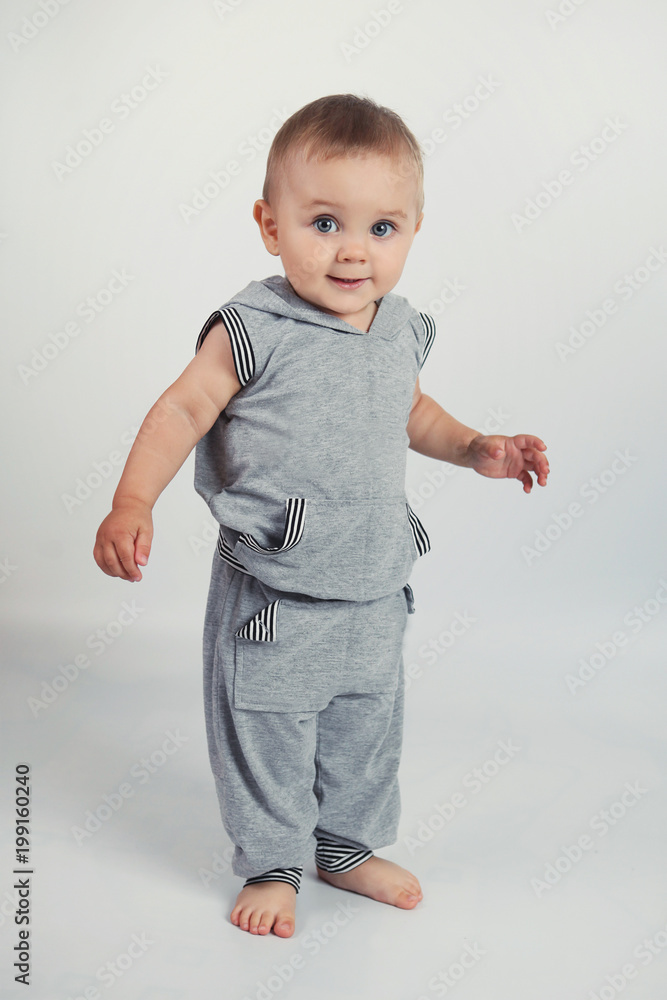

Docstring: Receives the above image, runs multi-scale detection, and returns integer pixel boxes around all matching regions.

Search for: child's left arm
[406,378,549,494]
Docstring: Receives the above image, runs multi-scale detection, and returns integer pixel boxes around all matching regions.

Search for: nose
[335,232,367,263]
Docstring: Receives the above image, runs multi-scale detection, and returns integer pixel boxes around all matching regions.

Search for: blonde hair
[262,93,424,217]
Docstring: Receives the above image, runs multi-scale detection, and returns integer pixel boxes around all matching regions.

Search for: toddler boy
[94,94,549,938]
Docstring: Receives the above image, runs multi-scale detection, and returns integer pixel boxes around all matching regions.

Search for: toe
[274,913,295,938]
[396,887,420,908]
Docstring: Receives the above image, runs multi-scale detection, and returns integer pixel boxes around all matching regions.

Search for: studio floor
[3,610,666,1000]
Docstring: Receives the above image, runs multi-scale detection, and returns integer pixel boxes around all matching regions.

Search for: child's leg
[314,681,404,850]
[203,559,322,934]
[312,591,423,908]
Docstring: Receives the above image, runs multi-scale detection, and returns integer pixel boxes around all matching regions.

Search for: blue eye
[313,217,338,233]
[371,221,395,238]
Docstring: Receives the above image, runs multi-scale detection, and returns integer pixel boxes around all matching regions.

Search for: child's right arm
[93,319,241,582]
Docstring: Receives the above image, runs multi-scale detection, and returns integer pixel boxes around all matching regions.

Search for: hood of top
[226,274,416,340]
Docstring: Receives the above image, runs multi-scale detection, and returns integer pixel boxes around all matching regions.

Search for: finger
[512,435,547,452]
[519,470,533,493]
[479,435,506,459]
[135,527,153,568]
[532,452,550,484]
[112,537,142,582]
[97,542,134,581]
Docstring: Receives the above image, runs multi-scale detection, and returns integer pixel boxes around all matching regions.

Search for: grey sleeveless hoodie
[194,274,436,601]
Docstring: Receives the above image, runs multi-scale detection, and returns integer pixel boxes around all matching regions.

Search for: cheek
[286,236,329,277]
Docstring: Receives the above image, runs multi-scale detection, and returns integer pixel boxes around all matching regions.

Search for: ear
[253,199,280,256]
[413,211,424,235]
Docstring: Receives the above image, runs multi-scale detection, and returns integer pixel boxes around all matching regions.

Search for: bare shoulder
[197,315,242,380]
[177,317,243,418]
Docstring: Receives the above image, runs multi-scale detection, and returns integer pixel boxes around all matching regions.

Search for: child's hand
[466,434,549,493]
[93,500,154,582]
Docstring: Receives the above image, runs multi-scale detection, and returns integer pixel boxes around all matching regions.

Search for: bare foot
[316,855,423,909]
[230,881,297,937]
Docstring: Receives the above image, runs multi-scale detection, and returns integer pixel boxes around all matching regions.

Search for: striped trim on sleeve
[220,306,255,386]
[418,312,436,371]
[195,306,255,387]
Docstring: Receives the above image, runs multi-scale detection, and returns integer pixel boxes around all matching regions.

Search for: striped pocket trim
[239,497,307,554]
[216,530,252,574]
[314,838,373,874]
[244,866,303,894]
[407,503,431,556]
[219,306,255,386]
[235,600,280,641]
[418,312,436,370]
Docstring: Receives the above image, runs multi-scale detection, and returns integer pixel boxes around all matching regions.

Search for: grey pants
[202,547,413,880]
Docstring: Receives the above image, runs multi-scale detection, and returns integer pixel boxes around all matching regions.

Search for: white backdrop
[2,2,667,998]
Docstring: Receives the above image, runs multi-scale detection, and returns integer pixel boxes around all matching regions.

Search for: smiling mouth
[328,276,367,287]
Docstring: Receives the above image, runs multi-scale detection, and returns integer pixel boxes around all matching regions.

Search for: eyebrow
[303,200,408,220]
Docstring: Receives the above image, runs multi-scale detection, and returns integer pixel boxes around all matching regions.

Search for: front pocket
[232,591,405,712]
[406,503,431,556]
[233,597,341,712]
[235,599,280,641]
[238,497,307,554]
[232,495,429,601]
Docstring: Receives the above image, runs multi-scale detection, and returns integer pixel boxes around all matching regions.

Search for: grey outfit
[194,275,436,885]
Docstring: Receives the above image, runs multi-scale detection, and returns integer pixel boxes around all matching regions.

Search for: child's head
[253,94,425,327]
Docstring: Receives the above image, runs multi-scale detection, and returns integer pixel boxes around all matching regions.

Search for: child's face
[253,151,423,330]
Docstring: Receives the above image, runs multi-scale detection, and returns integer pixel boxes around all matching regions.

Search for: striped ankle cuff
[315,838,373,874]
[244,866,303,894]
